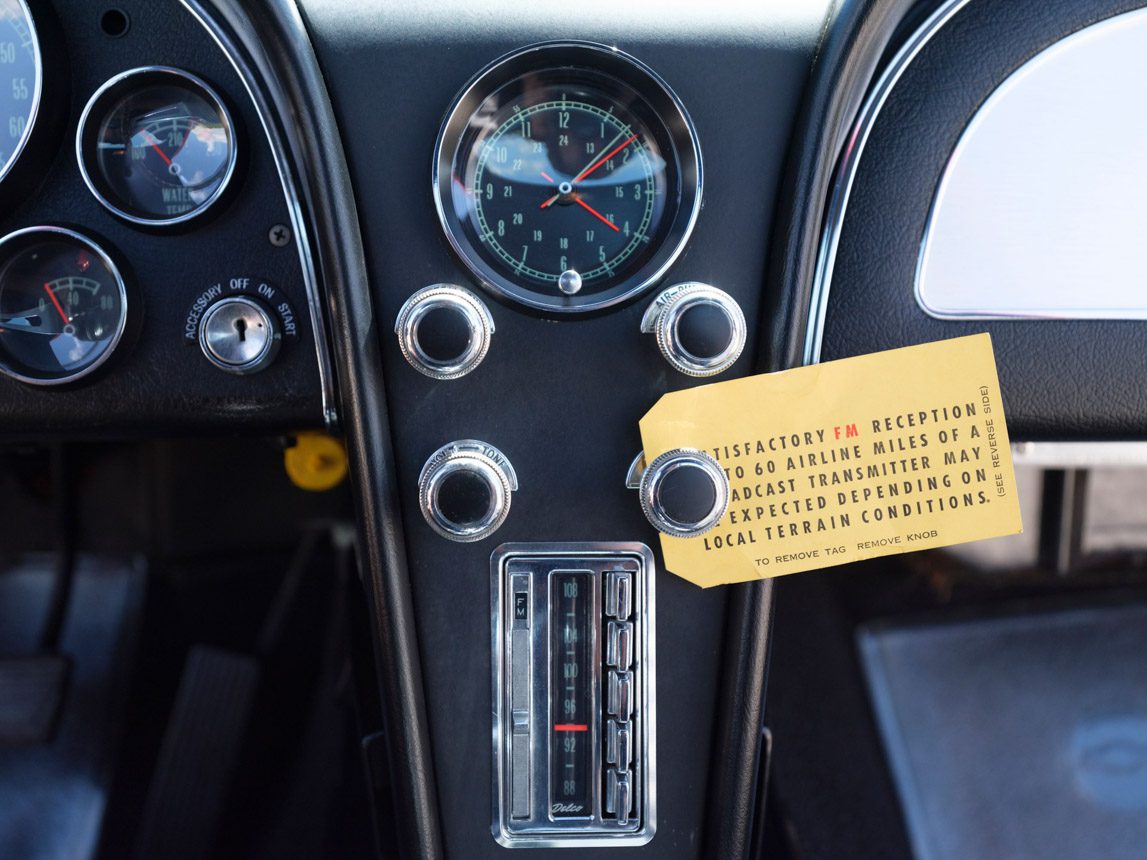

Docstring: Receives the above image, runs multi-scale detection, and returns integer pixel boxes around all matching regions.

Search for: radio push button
[604,570,632,619]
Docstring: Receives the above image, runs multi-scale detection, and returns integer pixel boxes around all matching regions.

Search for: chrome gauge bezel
[433,41,702,315]
[0,0,44,186]
[0,225,129,386]
[77,66,239,228]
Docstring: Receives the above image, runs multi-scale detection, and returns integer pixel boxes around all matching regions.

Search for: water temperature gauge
[78,66,238,226]
[0,227,129,385]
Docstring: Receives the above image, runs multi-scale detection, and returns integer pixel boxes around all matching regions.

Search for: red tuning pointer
[574,197,620,232]
[43,283,70,325]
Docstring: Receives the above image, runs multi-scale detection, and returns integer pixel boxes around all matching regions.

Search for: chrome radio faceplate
[491,543,656,848]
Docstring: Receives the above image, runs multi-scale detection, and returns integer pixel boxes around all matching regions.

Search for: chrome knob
[395,284,494,379]
[640,282,746,377]
[418,440,518,542]
[627,449,729,538]
[199,296,278,374]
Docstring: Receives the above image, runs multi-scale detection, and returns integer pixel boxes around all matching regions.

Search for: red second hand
[43,283,70,324]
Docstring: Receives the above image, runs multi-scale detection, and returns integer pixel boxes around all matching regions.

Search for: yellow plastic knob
[285,431,348,491]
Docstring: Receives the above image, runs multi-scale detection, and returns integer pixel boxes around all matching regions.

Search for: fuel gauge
[0,227,128,384]
[78,67,237,226]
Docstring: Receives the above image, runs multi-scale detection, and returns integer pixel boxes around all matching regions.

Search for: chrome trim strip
[76,66,239,228]
[804,0,973,366]
[180,0,338,428]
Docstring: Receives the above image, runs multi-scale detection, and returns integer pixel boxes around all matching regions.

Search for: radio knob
[418,440,518,542]
[640,282,746,377]
[395,284,495,379]
[628,449,729,538]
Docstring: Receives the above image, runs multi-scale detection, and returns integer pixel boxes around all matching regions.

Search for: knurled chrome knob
[395,284,494,379]
[640,282,746,377]
[418,440,518,542]
[628,448,729,538]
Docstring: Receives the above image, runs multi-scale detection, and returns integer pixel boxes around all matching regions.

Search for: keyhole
[234,317,248,342]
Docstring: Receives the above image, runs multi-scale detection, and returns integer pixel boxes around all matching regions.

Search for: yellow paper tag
[639,334,1023,587]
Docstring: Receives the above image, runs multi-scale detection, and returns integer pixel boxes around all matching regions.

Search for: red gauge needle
[573,133,637,183]
[574,197,620,232]
[43,283,70,325]
[140,130,174,167]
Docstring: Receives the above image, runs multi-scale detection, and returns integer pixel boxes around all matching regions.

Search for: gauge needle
[140,130,174,167]
[574,197,620,232]
[573,133,638,183]
[43,283,71,324]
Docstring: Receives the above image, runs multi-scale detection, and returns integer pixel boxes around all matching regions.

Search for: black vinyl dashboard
[3,0,1147,856]
[0,0,333,434]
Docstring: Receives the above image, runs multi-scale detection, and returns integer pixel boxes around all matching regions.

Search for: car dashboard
[3,0,1147,857]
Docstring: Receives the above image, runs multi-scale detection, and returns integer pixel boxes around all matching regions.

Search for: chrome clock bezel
[433,41,702,315]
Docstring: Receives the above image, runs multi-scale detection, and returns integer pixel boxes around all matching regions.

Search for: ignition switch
[184,277,300,374]
[199,296,278,374]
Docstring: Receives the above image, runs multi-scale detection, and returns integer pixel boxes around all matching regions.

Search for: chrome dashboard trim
[804,0,973,366]
[180,0,338,428]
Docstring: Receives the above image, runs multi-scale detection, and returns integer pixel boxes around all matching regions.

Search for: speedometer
[0,0,41,184]
[434,42,701,314]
